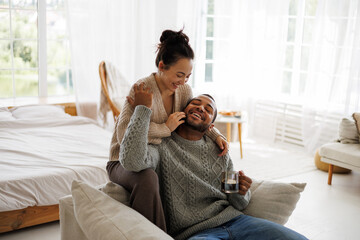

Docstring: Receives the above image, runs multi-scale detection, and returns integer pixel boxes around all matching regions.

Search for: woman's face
[159,58,193,92]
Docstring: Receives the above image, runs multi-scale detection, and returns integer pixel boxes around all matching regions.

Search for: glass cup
[221,171,239,193]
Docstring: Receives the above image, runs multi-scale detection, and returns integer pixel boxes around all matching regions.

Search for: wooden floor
[280,169,360,240]
[1,139,359,240]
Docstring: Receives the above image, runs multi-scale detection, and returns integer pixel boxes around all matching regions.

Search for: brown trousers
[106,161,167,232]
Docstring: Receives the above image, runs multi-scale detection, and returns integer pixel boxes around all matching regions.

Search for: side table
[215,116,245,159]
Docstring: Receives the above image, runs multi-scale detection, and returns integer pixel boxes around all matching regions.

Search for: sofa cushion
[71,180,172,240]
[59,195,89,240]
[338,118,359,144]
[242,180,306,225]
[319,142,360,168]
[99,181,130,206]
[314,149,351,173]
[353,113,360,136]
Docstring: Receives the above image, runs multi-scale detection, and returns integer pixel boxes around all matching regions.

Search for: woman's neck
[155,72,173,97]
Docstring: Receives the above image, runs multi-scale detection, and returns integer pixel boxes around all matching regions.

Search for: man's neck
[176,124,205,141]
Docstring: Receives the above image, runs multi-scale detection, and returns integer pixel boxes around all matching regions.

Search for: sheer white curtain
[192,0,360,148]
[302,0,360,153]
[193,0,289,139]
[66,0,201,120]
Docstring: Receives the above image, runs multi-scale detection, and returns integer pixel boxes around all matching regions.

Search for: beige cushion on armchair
[338,118,359,143]
[60,180,306,240]
[353,113,360,136]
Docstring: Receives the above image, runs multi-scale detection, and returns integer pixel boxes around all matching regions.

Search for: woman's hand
[165,112,186,132]
[216,136,229,156]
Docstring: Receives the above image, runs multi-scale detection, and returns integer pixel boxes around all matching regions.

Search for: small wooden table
[215,116,245,159]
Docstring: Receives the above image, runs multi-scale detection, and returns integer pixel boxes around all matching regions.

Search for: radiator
[253,100,341,147]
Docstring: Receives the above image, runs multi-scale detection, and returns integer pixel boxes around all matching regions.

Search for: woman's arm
[206,126,228,156]
[206,127,226,142]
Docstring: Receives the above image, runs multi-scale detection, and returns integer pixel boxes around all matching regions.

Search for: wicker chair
[99,61,121,121]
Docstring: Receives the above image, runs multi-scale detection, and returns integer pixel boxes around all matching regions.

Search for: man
[119,85,307,240]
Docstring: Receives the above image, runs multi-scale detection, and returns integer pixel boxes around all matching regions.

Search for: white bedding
[0,114,112,211]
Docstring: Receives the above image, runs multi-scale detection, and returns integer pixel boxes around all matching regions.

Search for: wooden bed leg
[328,164,334,185]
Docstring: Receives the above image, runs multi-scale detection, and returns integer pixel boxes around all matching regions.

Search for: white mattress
[0,115,111,211]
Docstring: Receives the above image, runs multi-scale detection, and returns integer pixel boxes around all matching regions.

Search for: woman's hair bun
[160,29,189,45]
[155,28,194,68]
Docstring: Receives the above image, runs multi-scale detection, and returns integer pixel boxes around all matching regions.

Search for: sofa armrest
[59,195,88,240]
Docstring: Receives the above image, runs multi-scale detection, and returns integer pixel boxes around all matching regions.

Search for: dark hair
[185,94,218,123]
[155,29,194,69]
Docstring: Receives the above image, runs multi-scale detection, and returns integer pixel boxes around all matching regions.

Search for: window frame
[0,0,72,99]
[200,0,232,85]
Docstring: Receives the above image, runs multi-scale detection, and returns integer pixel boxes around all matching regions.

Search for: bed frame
[0,102,77,233]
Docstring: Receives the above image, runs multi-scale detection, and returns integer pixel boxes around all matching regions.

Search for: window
[204,0,215,83]
[281,0,319,97]
[0,0,72,99]
[203,0,232,84]
[200,0,321,99]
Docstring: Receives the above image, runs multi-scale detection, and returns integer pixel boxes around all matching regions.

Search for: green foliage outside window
[0,0,72,98]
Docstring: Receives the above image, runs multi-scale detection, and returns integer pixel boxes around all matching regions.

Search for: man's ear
[207,123,214,131]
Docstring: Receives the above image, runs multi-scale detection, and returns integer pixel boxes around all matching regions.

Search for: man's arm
[119,83,160,172]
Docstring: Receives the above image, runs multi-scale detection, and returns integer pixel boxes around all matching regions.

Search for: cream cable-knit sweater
[120,106,251,240]
[109,73,221,161]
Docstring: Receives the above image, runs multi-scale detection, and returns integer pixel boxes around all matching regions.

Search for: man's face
[183,95,216,132]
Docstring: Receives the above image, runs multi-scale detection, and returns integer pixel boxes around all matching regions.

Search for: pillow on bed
[71,180,172,240]
[242,179,306,225]
[10,104,69,119]
[0,107,15,121]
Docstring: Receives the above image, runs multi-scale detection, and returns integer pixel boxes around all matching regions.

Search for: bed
[0,103,111,233]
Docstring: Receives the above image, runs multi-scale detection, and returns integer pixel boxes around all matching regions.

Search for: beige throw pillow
[352,113,360,136]
[242,180,306,225]
[338,118,359,144]
[71,180,172,240]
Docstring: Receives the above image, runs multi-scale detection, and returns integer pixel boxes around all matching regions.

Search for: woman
[107,29,227,232]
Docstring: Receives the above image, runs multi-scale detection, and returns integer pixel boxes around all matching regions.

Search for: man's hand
[238,170,252,195]
[127,83,153,109]
[216,136,229,156]
[166,112,186,132]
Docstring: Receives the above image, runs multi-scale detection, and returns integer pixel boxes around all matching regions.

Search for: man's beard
[184,117,211,133]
